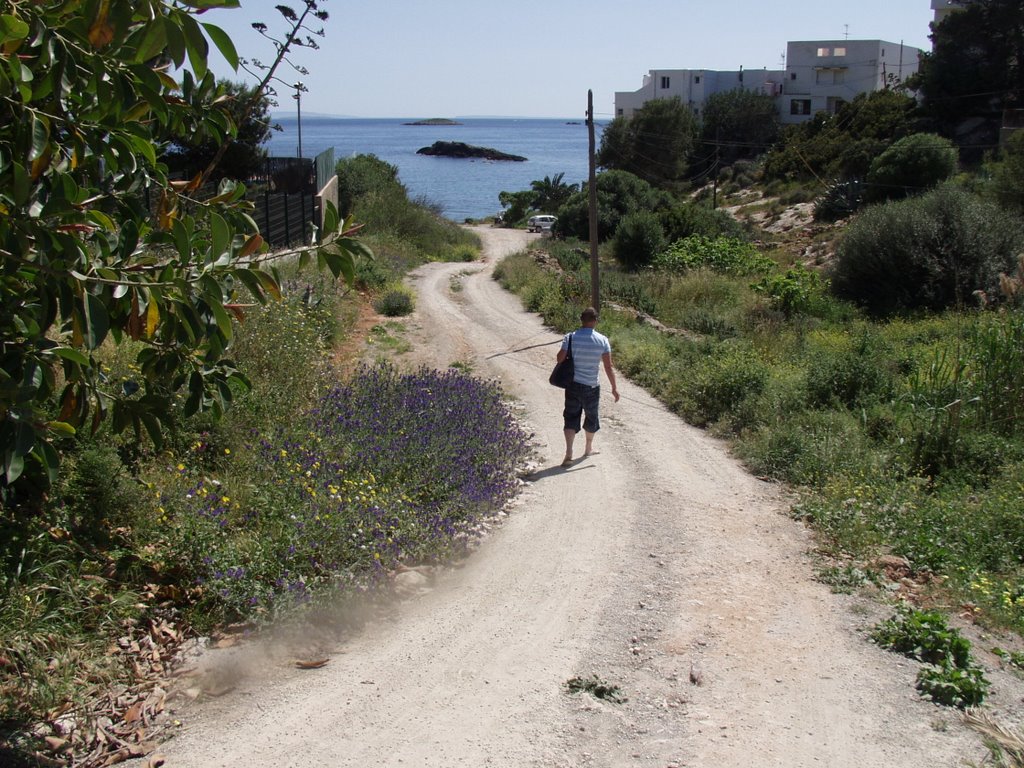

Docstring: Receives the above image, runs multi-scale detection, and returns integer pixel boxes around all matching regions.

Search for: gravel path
[152,227,990,767]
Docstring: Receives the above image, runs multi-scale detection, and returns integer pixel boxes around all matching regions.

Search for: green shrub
[872,606,972,666]
[737,409,870,487]
[676,344,768,427]
[660,202,747,242]
[555,170,674,242]
[805,333,896,408]
[864,133,958,204]
[613,210,667,271]
[990,130,1024,213]
[871,606,989,708]
[336,154,405,217]
[814,179,864,221]
[916,661,990,709]
[373,284,416,317]
[899,345,974,478]
[967,311,1024,434]
[602,271,659,315]
[653,235,775,276]
[751,265,828,318]
[353,253,394,290]
[831,185,1024,314]
[444,244,478,262]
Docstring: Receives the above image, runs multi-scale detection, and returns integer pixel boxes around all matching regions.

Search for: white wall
[614,67,785,119]
[779,39,922,124]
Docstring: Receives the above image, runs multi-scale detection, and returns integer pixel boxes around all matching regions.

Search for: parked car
[527,214,557,233]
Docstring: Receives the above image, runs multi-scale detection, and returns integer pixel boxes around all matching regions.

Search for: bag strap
[567,332,573,357]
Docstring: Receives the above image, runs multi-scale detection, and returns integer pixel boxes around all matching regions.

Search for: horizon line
[271,112,592,121]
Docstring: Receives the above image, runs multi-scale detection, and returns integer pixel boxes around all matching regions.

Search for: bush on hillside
[814,179,864,221]
[830,185,1024,314]
[374,284,416,316]
[762,90,920,183]
[864,133,958,203]
[652,235,775,276]
[613,211,667,271]
[990,130,1024,214]
[336,154,405,217]
[660,202,747,242]
[555,170,673,241]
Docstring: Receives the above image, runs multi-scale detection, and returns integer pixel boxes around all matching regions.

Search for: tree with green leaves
[698,89,780,170]
[916,0,1024,159]
[0,0,368,491]
[555,170,674,241]
[164,79,274,182]
[864,133,958,203]
[530,172,577,214]
[762,90,921,182]
[597,97,698,189]
[498,190,536,227]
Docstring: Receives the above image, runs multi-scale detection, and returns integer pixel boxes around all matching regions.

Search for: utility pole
[712,126,720,209]
[587,90,600,312]
[293,81,304,158]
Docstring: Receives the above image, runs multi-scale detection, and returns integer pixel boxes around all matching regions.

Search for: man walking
[557,307,619,467]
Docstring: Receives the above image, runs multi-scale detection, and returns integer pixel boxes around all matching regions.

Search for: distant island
[405,118,462,126]
[416,141,527,162]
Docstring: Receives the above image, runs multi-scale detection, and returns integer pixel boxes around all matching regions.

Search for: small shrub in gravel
[374,285,415,316]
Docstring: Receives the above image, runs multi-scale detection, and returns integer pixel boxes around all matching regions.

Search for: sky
[201,0,938,120]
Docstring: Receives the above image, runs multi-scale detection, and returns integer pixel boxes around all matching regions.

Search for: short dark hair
[580,307,598,323]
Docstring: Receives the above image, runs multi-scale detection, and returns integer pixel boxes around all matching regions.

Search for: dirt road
[156,227,984,767]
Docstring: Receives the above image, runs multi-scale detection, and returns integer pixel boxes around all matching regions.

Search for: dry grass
[965,710,1024,767]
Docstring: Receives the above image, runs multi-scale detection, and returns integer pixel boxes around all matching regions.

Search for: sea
[265,116,602,221]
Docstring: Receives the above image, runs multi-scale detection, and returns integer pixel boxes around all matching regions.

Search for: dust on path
[153,227,989,767]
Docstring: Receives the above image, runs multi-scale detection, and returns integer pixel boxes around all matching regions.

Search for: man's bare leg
[583,430,599,457]
[562,428,576,467]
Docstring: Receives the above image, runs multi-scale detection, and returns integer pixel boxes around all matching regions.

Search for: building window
[660,76,670,89]
[834,69,845,84]
[827,97,846,114]
[817,47,830,57]
[790,99,812,115]
[694,76,701,84]
[617,108,624,116]
[834,47,847,57]
[790,72,797,80]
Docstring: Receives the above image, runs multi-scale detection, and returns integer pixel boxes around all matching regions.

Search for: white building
[931,0,963,25]
[779,39,922,124]
[615,67,785,120]
[614,38,923,126]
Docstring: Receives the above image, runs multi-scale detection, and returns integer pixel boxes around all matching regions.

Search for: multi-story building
[779,39,921,124]
[614,67,785,120]
[614,38,923,125]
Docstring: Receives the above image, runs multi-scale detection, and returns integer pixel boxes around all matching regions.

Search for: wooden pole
[587,90,600,312]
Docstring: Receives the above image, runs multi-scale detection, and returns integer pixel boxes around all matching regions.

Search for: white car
[527,214,557,233]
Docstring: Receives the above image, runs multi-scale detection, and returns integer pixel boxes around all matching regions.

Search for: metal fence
[251,188,319,248]
[315,148,335,193]
[154,152,336,248]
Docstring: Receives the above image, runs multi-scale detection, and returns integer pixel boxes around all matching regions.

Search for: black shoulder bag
[549,333,575,388]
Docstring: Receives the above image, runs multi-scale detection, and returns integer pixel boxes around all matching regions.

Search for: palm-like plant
[530,173,577,214]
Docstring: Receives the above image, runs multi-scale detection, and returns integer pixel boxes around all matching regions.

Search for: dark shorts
[563,382,601,434]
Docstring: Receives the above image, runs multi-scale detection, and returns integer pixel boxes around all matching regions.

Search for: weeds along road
[154,227,982,767]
